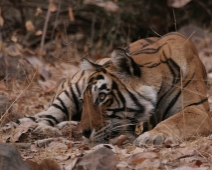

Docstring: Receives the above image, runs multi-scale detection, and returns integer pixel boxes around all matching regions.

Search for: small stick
[149,27,162,37]
[39,2,51,60]
[173,9,177,32]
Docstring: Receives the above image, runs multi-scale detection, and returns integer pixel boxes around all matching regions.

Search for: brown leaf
[135,159,161,169]
[102,1,120,13]
[172,166,207,170]
[11,121,38,142]
[114,135,128,147]
[49,3,57,12]
[0,8,4,26]
[48,141,68,150]
[26,159,60,170]
[135,122,143,135]
[35,7,42,16]
[35,30,42,36]
[11,34,18,42]
[130,158,146,165]
[68,7,75,22]
[128,151,158,165]
[0,81,7,90]
[84,0,119,13]
[189,160,203,168]
[167,0,191,8]
[40,159,61,170]
[25,21,35,31]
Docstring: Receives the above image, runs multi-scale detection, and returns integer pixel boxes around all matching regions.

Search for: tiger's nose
[82,129,92,138]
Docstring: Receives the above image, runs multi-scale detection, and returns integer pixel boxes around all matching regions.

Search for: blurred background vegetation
[0,0,212,60]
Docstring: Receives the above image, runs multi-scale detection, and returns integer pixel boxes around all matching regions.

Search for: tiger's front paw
[134,131,177,147]
[33,123,62,137]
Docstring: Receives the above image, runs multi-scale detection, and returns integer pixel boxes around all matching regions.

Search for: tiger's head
[77,49,157,143]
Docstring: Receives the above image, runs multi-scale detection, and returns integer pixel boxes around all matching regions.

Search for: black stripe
[162,51,180,84]
[57,97,69,120]
[61,81,65,89]
[183,72,195,88]
[112,81,126,106]
[111,91,121,107]
[186,98,208,108]
[45,119,54,126]
[45,115,59,124]
[131,44,165,55]
[162,91,181,120]
[146,63,161,68]
[99,84,107,90]
[126,89,145,113]
[144,38,156,44]
[15,119,20,124]
[28,116,36,121]
[75,83,80,96]
[96,75,104,80]
[75,71,84,95]
[64,90,70,98]
[70,86,80,117]
[52,103,68,119]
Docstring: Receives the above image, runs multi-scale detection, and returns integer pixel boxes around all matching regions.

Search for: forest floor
[0,55,212,170]
[0,27,212,170]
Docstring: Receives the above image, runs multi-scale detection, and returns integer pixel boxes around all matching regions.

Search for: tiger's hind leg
[134,106,212,146]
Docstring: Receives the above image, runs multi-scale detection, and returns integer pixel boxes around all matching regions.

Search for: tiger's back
[78,32,212,145]
[129,32,209,124]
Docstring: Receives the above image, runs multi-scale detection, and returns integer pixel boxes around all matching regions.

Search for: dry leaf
[128,151,158,165]
[10,121,38,142]
[135,159,160,169]
[11,34,18,42]
[172,166,207,170]
[0,15,4,27]
[135,122,143,135]
[102,1,120,13]
[25,21,35,31]
[48,141,68,150]
[130,158,146,165]
[84,0,119,13]
[0,81,7,90]
[114,135,128,147]
[49,3,57,12]
[65,157,79,170]
[35,7,42,16]
[68,7,75,22]
[0,8,4,26]
[35,30,42,36]
[167,0,191,8]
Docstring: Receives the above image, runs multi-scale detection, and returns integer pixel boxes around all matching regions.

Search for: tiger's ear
[81,58,101,71]
[111,48,141,77]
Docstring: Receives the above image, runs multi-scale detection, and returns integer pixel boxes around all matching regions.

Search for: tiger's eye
[99,93,106,100]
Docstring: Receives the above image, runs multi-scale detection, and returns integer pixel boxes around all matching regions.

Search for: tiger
[1,32,212,146]
[76,32,212,146]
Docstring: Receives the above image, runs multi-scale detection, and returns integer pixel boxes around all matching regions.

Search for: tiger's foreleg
[134,106,212,146]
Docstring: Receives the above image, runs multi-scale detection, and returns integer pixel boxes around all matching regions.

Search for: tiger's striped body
[78,32,212,145]
[2,32,212,146]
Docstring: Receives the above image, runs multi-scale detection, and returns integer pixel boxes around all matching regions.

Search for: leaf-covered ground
[0,25,212,170]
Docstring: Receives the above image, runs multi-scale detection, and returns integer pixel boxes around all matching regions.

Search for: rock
[0,142,29,170]
[74,145,118,170]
